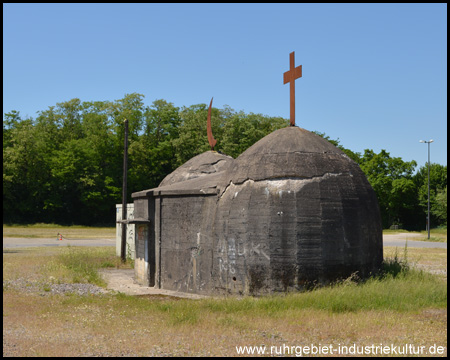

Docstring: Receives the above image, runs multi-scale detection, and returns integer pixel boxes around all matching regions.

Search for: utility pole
[420,139,434,239]
[121,119,129,262]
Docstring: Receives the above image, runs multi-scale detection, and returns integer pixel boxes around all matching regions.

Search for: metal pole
[427,142,430,239]
[421,139,433,239]
[121,119,129,262]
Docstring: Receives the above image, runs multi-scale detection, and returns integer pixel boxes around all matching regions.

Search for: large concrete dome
[212,126,383,294]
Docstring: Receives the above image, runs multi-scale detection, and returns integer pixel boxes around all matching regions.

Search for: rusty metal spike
[207,97,217,150]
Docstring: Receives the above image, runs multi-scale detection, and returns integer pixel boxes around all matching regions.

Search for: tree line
[3,93,447,229]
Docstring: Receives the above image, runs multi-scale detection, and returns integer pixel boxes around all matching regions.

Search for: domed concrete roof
[133,151,234,198]
[159,151,234,188]
[219,126,356,189]
[240,126,342,155]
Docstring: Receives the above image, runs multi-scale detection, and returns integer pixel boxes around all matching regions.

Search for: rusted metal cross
[283,51,302,126]
[207,97,217,150]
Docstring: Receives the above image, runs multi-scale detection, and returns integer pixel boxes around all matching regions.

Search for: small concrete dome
[213,126,383,294]
[159,151,234,188]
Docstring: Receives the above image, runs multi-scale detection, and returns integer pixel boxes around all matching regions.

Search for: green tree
[129,99,182,190]
[77,101,121,224]
[358,149,418,229]
[6,94,445,229]
[3,110,23,149]
[3,116,49,223]
[171,103,212,166]
[414,163,448,228]
[220,110,288,158]
[432,186,447,225]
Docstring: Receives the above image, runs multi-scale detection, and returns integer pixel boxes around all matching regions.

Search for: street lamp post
[419,139,434,239]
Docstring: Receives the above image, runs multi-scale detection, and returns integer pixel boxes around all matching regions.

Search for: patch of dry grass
[3,292,447,357]
[3,248,55,282]
[3,245,447,357]
[3,224,115,239]
[3,247,130,285]
[384,246,447,278]
[416,230,447,243]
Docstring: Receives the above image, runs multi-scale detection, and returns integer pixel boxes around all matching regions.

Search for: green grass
[56,246,120,286]
[79,266,445,329]
[3,246,132,287]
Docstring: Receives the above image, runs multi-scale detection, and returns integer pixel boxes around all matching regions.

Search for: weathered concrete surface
[132,152,234,198]
[159,151,234,188]
[212,127,383,295]
[219,127,358,187]
[131,126,383,297]
[132,150,235,295]
[99,269,207,299]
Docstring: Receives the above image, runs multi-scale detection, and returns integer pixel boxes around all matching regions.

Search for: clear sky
[3,3,447,167]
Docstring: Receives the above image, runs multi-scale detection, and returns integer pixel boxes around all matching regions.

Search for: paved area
[3,233,446,249]
[98,269,208,299]
[383,233,447,249]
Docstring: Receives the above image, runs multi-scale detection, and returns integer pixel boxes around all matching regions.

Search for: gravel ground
[3,277,107,296]
[3,270,209,356]
[3,279,111,357]
[3,276,211,357]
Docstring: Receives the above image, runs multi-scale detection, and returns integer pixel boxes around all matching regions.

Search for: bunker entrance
[136,223,155,287]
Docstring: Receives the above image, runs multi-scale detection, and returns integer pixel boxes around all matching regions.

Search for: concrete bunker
[131,151,234,292]
[132,126,383,296]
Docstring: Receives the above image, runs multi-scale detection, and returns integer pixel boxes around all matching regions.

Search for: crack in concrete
[195,159,229,175]
[218,172,350,199]
[208,158,229,166]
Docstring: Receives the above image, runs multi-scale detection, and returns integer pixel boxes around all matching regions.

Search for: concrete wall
[211,174,383,295]
[159,195,217,294]
[134,223,149,285]
[131,174,382,296]
[115,204,135,259]
[132,197,154,286]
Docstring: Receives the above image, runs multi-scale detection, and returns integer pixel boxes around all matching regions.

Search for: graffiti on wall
[115,204,135,259]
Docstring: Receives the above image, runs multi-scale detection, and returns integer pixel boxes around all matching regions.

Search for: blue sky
[3,3,447,167]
